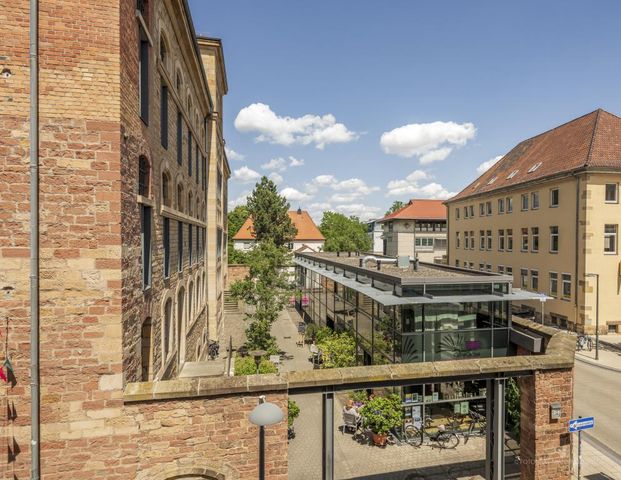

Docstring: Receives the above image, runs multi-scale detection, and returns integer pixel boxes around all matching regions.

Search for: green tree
[385,200,405,216]
[319,211,371,252]
[234,356,278,376]
[228,205,250,243]
[247,176,296,247]
[230,240,293,354]
[505,378,521,440]
[317,331,356,369]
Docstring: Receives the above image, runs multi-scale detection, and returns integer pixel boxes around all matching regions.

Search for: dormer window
[528,162,542,173]
[507,170,519,179]
[472,182,480,190]
[487,176,497,185]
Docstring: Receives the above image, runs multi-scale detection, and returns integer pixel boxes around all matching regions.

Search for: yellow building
[446,109,621,334]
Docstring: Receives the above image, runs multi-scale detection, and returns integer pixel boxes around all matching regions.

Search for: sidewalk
[575,343,621,373]
[574,433,621,479]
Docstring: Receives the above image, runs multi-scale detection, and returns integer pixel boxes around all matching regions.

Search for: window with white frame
[507,197,513,213]
[479,203,485,216]
[550,226,559,252]
[479,263,485,272]
[506,229,513,251]
[498,229,505,251]
[498,265,505,274]
[464,206,469,218]
[549,272,558,298]
[456,208,460,219]
[562,273,571,300]
[456,232,460,249]
[498,198,505,214]
[531,191,540,210]
[506,266,513,277]
[470,231,475,249]
[469,205,474,217]
[604,224,617,254]
[520,268,528,289]
[521,228,529,251]
[521,194,529,211]
[531,270,539,291]
[479,230,485,250]
[605,183,618,203]
[550,188,559,207]
[531,227,539,252]
[486,230,492,250]
[486,201,492,215]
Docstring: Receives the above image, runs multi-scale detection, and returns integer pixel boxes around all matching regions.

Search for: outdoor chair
[341,412,362,436]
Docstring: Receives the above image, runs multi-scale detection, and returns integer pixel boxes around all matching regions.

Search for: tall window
[520,268,528,289]
[139,29,149,123]
[550,188,559,207]
[562,274,571,300]
[486,202,492,215]
[531,227,539,252]
[177,111,183,165]
[521,228,529,251]
[531,270,539,291]
[549,272,558,298]
[464,232,469,250]
[469,230,475,249]
[178,221,183,271]
[163,217,170,278]
[469,205,474,218]
[217,169,223,199]
[163,299,173,360]
[202,154,207,191]
[506,197,513,213]
[177,184,184,213]
[521,194,529,211]
[498,229,505,251]
[141,205,152,288]
[498,198,505,214]
[455,208,460,219]
[531,191,540,210]
[188,129,193,176]
[138,156,150,196]
[162,171,171,207]
[463,206,468,218]
[160,84,168,148]
[456,232,460,249]
[141,318,152,381]
[479,230,485,250]
[605,183,618,203]
[479,203,485,216]
[486,230,492,250]
[217,228,223,258]
[604,224,618,254]
[506,229,513,251]
[189,224,193,264]
[195,141,199,183]
[550,226,559,252]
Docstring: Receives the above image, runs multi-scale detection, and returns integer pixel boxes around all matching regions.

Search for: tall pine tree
[246,176,297,247]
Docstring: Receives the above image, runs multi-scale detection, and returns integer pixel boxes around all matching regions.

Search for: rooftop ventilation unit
[397,256,410,268]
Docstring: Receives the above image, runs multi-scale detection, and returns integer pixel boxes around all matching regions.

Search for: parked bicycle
[576,334,593,352]
[386,424,419,446]
[408,423,460,449]
[208,340,220,360]
[463,410,487,444]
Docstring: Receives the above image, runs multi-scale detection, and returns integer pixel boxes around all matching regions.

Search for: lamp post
[585,273,600,361]
[249,395,284,480]
[249,349,266,374]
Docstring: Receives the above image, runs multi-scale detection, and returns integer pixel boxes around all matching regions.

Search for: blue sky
[189,0,621,221]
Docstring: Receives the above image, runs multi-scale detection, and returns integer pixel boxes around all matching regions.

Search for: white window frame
[507,197,513,213]
[531,191,540,210]
[498,198,505,214]
[531,270,539,291]
[520,268,528,289]
[605,183,618,204]
[561,273,571,301]
[550,226,559,253]
[521,228,529,252]
[498,229,505,251]
[549,271,558,298]
[521,194,529,211]
[531,227,539,252]
[550,188,559,208]
[604,224,618,254]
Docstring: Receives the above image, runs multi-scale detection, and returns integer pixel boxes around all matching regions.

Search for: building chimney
[297,207,302,215]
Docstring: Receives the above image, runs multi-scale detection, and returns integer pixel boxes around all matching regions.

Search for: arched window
[177,183,184,212]
[141,317,153,381]
[162,171,171,207]
[177,288,185,365]
[138,156,150,196]
[159,33,168,67]
[195,197,200,219]
[163,299,172,360]
[176,70,182,92]
[196,276,201,307]
[188,191,193,217]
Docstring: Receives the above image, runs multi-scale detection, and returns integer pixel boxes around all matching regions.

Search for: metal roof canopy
[295,258,549,306]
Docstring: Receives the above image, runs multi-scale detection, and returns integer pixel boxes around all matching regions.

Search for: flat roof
[295,252,510,284]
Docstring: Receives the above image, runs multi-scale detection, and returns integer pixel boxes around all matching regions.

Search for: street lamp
[585,273,600,361]
[249,349,266,374]
[249,395,284,480]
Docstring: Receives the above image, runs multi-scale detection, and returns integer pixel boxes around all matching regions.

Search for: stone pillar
[519,368,573,480]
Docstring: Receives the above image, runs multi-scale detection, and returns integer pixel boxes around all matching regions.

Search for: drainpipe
[29,0,41,477]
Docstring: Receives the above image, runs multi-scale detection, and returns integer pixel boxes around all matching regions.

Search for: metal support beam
[485,378,506,480]
[322,390,334,480]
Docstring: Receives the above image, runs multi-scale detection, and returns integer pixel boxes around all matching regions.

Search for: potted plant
[359,394,403,446]
[287,399,300,440]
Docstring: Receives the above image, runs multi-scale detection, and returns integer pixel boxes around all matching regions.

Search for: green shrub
[359,394,403,435]
[350,390,368,404]
[288,399,300,427]
[314,326,335,344]
[304,323,317,341]
[234,355,278,376]
[317,332,356,369]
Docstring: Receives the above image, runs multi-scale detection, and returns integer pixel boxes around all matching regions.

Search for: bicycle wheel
[439,432,459,449]
[587,338,593,351]
[404,425,423,447]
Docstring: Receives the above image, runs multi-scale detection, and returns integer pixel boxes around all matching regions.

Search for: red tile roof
[449,109,621,202]
[378,199,447,222]
[232,210,325,241]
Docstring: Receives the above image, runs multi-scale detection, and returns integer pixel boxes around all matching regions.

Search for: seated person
[343,399,361,420]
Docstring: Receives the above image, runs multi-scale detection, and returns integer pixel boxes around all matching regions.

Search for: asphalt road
[574,358,621,454]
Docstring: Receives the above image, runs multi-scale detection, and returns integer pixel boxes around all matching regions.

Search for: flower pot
[371,432,388,446]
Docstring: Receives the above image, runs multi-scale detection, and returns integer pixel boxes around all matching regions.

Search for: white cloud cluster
[228,191,250,209]
[380,121,476,164]
[305,175,379,198]
[261,158,287,172]
[234,103,358,149]
[307,201,379,222]
[280,187,312,202]
[289,156,305,167]
[225,147,245,161]
[232,166,261,184]
[386,170,456,199]
[476,155,503,174]
[268,172,284,184]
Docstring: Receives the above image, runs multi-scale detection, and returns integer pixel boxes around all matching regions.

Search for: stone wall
[519,368,574,480]
[226,264,250,288]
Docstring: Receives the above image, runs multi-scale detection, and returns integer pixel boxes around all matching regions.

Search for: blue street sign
[569,417,594,432]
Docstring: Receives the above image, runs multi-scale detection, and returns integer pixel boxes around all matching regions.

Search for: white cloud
[280,187,312,202]
[289,156,305,167]
[228,191,250,209]
[386,170,456,199]
[268,172,284,184]
[234,102,358,149]
[380,121,476,163]
[334,203,381,221]
[225,147,245,161]
[331,178,380,195]
[232,166,261,184]
[305,175,379,199]
[476,155,503,174]
[261,157,287,172]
